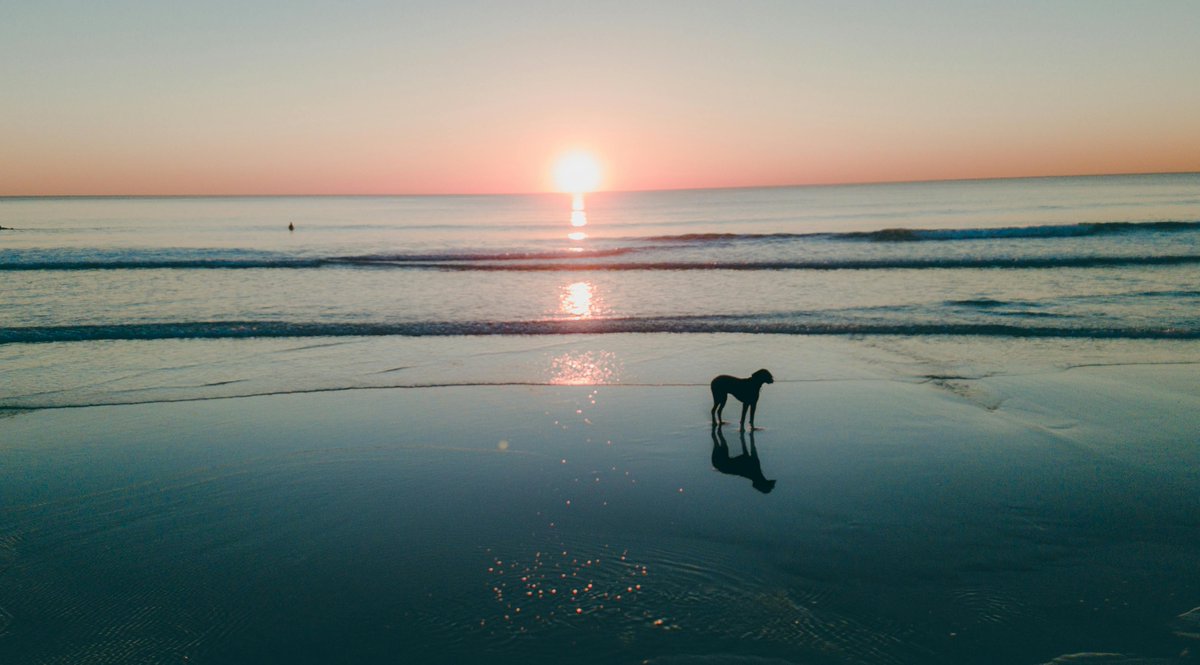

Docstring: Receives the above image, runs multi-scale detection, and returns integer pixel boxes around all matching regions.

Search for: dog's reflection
[710,424,776,494]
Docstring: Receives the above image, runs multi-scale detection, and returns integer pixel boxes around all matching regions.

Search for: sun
[553,151,602,193]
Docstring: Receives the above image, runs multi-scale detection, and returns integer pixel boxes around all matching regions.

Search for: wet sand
[1,340,1199,664]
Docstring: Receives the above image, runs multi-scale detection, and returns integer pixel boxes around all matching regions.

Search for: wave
[1,258,328,270]
[0,248,641,271]
[5,220,1198,272]
[4,318,1196,344]
[851,220,1200,242]
[331,247,639,264]
[5,254,1199,272]
[401,255,1200,271]
[644,220,1200,243]
[947,298,1015,308]
[641,232,813,242]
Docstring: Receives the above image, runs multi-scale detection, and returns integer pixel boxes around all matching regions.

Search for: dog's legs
[749,402,757,430]
[712,393,727,425]
[740,402,749,431]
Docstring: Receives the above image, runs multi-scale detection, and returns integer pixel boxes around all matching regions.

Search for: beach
[2,334,1199,664]
[3,176,1200,663]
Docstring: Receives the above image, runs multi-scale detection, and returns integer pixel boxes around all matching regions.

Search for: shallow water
[2,347,1198,664]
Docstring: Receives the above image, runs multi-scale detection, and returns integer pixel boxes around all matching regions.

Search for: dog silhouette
[710,368,773,431]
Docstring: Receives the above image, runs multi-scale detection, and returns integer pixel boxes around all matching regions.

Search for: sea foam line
[3,319,1197,344]
[0,249,639,270]
[396,255,1200,271]
[13,254,1195,271]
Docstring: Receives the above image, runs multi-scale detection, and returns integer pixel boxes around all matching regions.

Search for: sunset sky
[3,1,1199,196]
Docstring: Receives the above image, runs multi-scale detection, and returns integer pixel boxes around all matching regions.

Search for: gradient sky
[3,0,1199,195]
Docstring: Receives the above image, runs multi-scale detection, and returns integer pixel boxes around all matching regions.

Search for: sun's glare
[561,281,594,319]
[553,152,602,193]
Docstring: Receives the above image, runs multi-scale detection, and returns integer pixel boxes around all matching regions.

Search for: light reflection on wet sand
[549,350,621,385]
[551,279,618,385]
[482,545,653,629]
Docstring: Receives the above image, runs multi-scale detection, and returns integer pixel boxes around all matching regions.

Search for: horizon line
[3,168,1198,200]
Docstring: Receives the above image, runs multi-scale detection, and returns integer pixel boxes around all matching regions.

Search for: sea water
[2,174,1200,408]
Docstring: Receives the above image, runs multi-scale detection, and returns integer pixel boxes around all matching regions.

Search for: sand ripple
[1039,654,1182,664]
[1172,606,1200,640]
[947,587,1026,627]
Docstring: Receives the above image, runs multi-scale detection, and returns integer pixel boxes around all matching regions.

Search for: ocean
[2,175,1200,664]
[2,173,1199,409]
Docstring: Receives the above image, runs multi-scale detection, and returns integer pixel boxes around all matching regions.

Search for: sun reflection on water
[566,192,588,240]
[550,350,620,385]
[560,281,595,319]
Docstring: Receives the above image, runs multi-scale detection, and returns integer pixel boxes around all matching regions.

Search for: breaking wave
[5,254,1198,272]
[4,318,1197,344]
[645,220,1200,243]
[0,247,640,271]
[387,255,1200,271]
[5,221,1198,271]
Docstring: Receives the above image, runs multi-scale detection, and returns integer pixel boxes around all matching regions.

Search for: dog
[710,368,774,431]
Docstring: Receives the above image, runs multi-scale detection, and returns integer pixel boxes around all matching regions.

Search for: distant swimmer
[288,222,294,231]
[710,368,774,431]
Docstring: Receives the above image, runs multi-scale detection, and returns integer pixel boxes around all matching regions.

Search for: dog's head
[752,369,774,384]
[753,478,777,494]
